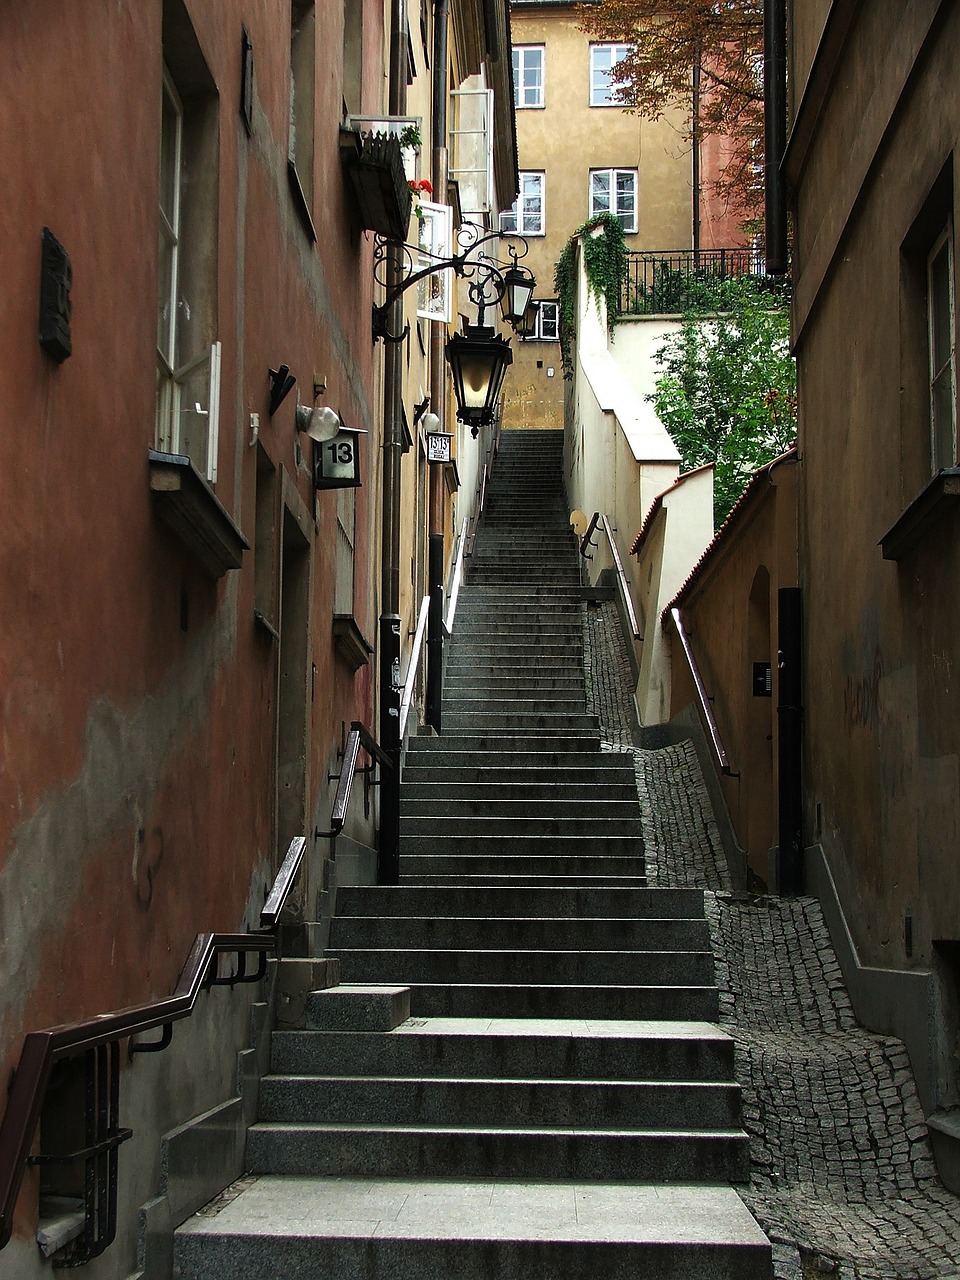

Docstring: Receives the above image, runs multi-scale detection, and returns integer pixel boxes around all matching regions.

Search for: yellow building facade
[502,0,694,430]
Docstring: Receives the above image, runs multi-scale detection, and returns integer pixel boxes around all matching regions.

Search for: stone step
[441,701,588,718]
[245,1122,749,1183]
[328,947,712,987]
[399,816,642,837]
[276,1019,734,1080]
[441,682,587,699]
[328,916,708,952]
[399,835,642,856]
[401,763,638,783]
[175,1176,771,1280]
[400,982,719,1020]
[401,781,636,801]
[439,713,599,733]
[399,788,640,808]
[258,1075,740,1130]
[399,871,651,888]
[333,885,704,918]
[405,732,603,752]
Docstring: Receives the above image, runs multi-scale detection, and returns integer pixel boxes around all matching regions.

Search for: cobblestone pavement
[582,596,960,1279]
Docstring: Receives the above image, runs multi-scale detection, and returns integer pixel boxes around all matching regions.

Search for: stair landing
[176,1174,770,1280]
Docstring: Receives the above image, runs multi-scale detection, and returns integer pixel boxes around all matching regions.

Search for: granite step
[175,1176,771,1280]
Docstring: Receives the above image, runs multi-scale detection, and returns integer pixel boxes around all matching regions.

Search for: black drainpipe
[425,0,450,734]
[777,586,803,894]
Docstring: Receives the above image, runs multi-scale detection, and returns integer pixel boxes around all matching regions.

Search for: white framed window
[589,168,637,233]
[929,224,957,470]
[533,300,560,341]
[156,68,221,482]
[500,171,544,236]
[417,200,454,324]
[590,43,631,107]
[513,45,544,108]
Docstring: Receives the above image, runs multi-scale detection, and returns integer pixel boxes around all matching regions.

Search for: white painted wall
[562,241,715,726]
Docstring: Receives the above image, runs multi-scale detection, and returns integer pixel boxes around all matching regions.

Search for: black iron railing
[1,718,392,1264]
[619,248,786,317]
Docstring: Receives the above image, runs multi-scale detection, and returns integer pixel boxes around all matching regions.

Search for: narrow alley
[177,430,960,1278]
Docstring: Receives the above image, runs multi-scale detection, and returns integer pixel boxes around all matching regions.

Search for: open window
[156,59,220,482]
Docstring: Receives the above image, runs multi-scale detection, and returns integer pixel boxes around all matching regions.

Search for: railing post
[426,533,444,733]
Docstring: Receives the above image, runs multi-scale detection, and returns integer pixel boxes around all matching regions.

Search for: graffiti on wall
[843,647,884,731]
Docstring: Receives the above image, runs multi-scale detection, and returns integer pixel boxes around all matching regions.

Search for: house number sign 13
[314,427,364,490]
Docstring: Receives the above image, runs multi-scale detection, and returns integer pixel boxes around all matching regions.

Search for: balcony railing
[619,248,787,317]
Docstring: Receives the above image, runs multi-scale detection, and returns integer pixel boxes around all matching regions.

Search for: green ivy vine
[554,213,627,379]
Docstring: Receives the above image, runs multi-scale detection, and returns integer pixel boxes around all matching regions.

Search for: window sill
[148,450,249,578]
[333,614,373,671]
[879,467,960,561]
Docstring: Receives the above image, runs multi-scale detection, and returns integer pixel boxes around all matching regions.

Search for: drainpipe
[377,0,408,884]
[764,0,788,274]
[777,586,803,894]
[425,0,450,734]
[692,59,701,261]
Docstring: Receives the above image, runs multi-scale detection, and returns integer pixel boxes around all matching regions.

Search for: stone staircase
[174,429,771,1278]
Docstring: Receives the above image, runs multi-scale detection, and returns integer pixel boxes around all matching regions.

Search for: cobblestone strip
[582,601,960,1278]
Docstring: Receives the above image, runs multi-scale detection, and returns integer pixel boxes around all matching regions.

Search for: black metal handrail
[316,721,392,839]
[579,512,643,640]
[668,606,737,777]
[0,830,319,1260]
[619,247,785,316]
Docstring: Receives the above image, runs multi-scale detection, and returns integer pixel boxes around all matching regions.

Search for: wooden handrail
[0,831,312,1254]
[668,606,737,777]
[399,597,430,739]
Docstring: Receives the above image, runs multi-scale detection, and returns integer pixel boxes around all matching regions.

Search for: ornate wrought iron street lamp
[371,221,535,433]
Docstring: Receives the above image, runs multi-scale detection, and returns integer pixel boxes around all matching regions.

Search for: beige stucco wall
[501,2,694,429]
[788,1,960,978]
[669,461,799,880]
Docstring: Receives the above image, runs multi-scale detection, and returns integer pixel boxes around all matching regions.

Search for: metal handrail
[465,416,501,558]
[316,721,392,839]
[0,832,309,1256]
[399,596,430,739]
[579,512,643,640]
[444,516,469,636]
[668,606,736,777]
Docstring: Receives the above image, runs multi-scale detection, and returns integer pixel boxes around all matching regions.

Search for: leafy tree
[650,279,796,525]
[578,0,764,220]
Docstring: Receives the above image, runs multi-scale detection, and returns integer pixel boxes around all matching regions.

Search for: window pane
[177,350,212,476]
[591,171,610,214]
[539,302,559,340]
[157,225,176,359]
[159,82,180,224]
[500,204,518,234]
[932,370,955,468]
[930,241,952,376]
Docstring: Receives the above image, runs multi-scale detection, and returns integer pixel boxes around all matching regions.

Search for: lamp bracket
[371,221,534,343]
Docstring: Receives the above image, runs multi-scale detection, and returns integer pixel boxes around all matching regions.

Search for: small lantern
[499,263,536,328]
[445,323,513,433]
[313,425,366,489]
